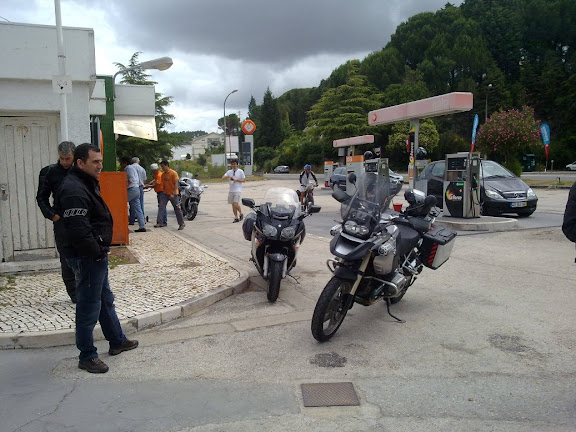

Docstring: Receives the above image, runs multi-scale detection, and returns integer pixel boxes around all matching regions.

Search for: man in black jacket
[55,143,138,374]
[563,182,576,244]
[36,141,77,303]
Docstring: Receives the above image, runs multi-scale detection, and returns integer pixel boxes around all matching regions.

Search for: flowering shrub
[476,106,541,162]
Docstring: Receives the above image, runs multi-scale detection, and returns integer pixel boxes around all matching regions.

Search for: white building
[0,22,97,267]
[172,132,223,160]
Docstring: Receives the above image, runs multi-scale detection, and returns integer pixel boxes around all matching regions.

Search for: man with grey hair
[130,157,147,225]
[36,140,77,303]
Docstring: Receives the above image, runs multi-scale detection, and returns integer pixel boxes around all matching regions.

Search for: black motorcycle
[311,169,456,341]
[178,172,204,221]
[242,187,321,302]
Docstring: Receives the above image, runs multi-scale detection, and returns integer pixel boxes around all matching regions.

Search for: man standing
[222,159,245,223]
[36,141,77,303]
[156,160,186,230]
[131,157,147,224]
[145,163,167,227]
[120,156,146,232]
[55,143,138,374]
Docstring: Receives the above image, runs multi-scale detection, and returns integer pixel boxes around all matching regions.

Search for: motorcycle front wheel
[311,277,351,341]
[267,260,283,302]
[185,201,198,220]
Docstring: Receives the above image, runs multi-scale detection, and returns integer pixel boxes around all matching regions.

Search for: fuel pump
[346,155,365,191]
[443,152,481,218]
[323,161,336,188]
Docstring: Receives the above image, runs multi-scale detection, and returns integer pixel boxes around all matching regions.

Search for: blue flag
[540,123,550,146]
[471,114,479,144]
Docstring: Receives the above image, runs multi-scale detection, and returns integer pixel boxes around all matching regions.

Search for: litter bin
[521,154,536,172]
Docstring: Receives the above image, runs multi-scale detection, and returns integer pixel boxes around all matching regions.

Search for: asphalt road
[1,178,574,432]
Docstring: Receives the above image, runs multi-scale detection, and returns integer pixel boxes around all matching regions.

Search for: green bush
[501,159,523,176]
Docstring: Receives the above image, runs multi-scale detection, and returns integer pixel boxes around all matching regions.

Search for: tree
[475,105,542,163]
[306,61,385,158]
[387,119,440,168]
[255,88,284,148]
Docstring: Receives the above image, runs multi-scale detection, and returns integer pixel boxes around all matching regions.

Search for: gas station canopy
[368,92,473,126]
[333,135,374,148]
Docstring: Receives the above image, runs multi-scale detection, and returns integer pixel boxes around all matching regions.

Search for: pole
[54,0,68,140]
[223,89,237,168]
[485,83,492,122]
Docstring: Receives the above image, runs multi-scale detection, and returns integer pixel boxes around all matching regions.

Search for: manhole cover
[301,382,360,407]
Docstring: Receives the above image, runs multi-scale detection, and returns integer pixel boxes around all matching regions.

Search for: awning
[113,115,158,141]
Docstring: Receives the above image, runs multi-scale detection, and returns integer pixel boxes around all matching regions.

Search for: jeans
[156,192,168,225]
[129,186,145,224]
[158,193,185,226]
[128,187,145,228]
[66,256,126,361]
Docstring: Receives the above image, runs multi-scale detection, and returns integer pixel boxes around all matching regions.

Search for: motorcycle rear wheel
[267,260,283,302]
[185,201,198,220]
[311,277,351,342]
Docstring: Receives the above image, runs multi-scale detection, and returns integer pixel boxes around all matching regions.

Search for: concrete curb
[0,270,250,350]
[435,215,518,232]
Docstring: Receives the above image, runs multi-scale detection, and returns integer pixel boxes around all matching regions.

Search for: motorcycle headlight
[343,220,370,237]
[262,223,278,238]
[527,187,537,198]
[484,189,502,200]
[280,226,296,240]
[330,224,342,236]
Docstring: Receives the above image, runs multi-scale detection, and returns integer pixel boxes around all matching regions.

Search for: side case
[420,226,457,269]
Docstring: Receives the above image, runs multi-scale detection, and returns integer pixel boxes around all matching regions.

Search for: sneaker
[154,224,167,228]
[239,214,244,221]
[134,228,147,232]
[108,339,139,356]
[78,358,109,374]
[233,218,240,223]
[178,224,185,230]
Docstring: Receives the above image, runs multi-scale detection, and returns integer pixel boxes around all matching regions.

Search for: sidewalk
[0,228,249,349]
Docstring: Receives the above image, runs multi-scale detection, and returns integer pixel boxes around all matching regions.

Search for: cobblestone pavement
[0,229,239,333]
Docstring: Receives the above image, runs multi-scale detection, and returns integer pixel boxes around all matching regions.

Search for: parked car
[329,166,405,196]
[418,159,538,217]
[273,165,290,174]
[566,161,576,171]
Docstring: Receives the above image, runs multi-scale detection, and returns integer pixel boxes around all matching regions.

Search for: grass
[0,275,16,292]
[108,246,139,269]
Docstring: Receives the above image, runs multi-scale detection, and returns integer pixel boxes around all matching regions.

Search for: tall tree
[306,61,385,157]
[255,88,284,149]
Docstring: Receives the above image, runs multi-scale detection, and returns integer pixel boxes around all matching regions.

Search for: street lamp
[223,89,238,167]
[112,56,173,97]
[485,83,493,122]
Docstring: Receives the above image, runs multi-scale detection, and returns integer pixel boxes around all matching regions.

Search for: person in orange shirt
[145,163,167,227]
[156,160,185,230]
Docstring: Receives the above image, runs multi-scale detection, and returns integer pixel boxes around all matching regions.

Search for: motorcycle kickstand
[385,298,405,323]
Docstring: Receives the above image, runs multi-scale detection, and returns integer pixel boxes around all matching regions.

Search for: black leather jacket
[36,161,70,221]
[563,181,576,242]
[54,167,113,259]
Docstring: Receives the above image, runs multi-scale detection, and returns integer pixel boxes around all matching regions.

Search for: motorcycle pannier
[420,226,457,269]
[242,213,256,241]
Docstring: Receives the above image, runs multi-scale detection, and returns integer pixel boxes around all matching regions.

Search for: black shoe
[239,214,244,221]
[134,228,147,232]
[78,358,109,373]
[109,339,139,356]
[233,218,240,223]
[178,224,185,230]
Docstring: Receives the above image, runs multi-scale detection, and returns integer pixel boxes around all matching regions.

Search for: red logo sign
[241,119,256,135]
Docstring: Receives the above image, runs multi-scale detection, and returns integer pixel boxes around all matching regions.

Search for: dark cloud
[77,0,458,66]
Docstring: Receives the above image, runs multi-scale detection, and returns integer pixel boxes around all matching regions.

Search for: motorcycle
[241,187,321,302]
[178,172,204,221]
[311,169,457,341]
[299,183,317,210]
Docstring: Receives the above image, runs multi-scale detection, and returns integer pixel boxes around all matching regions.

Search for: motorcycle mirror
[308,205,321,214]
[332,187,351,203]
[348,172,357,185]
[241,198,255,208]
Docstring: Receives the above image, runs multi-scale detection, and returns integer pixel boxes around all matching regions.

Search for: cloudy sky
[1,0,463,133]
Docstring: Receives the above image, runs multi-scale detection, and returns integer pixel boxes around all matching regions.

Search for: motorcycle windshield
[260,187,302,219]
[341,172,391,224]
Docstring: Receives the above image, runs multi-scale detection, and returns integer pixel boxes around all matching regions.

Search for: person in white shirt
[222,159,246,223]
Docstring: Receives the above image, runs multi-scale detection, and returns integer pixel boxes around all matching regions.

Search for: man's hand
[51,214,61,222]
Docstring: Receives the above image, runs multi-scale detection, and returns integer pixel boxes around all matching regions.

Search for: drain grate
[301,382,360,407]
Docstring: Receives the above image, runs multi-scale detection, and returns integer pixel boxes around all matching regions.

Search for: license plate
[510,201,527,208]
